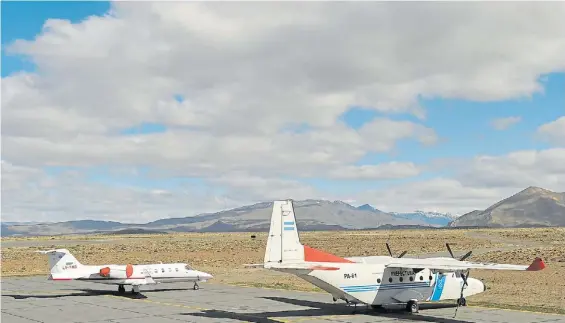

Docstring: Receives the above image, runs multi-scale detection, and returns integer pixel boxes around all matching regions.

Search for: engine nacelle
[99,264,134,279]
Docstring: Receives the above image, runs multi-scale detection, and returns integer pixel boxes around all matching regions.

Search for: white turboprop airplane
[245,200,546,315]
[37,249,213,294]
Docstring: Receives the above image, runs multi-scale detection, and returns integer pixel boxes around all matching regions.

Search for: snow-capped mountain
[389,210,459,226]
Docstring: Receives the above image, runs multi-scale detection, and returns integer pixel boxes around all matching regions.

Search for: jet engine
[99,264,134,279]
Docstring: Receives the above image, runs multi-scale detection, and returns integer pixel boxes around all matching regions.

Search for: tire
[406,300,419,313]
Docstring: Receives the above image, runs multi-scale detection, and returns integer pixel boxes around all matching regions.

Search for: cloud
[329,162,420,180]
[490,116,522,130]
[359,148,565,214]
[537,116,565,146]
[2,2,565,221]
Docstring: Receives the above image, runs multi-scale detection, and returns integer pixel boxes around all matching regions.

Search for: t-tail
[36,249,85,280]
[246,200,353,271]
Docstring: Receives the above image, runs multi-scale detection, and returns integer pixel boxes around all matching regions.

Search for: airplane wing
[244,263,341,271]
[384,257,545,272]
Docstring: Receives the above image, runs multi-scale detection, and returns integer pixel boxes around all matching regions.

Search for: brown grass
[2,228,564,313]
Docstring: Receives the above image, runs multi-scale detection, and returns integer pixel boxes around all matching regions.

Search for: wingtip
[526,257,546,271]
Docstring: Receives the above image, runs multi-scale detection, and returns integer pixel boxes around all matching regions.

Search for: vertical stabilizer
[264,200,304,264]
[37,249,84,276]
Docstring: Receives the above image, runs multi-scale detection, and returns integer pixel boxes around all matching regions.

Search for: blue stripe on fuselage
[430,273,446,301]
[283,221,294,225]
[283,227,295,231]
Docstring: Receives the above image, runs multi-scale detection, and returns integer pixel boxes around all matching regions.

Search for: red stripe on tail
[526,257,546,271]
[303,245,354,263]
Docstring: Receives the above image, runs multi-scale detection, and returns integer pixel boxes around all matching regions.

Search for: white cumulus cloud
[2,1,565,222]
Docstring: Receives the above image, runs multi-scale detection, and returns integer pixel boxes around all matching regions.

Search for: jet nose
[199,272,213,280]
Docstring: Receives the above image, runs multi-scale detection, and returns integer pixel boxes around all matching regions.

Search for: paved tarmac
[2,276,564,323]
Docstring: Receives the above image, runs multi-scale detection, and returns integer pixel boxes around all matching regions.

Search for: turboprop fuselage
[286,261,484,305]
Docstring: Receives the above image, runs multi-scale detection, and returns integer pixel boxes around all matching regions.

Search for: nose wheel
[457,297,467,306]
[405,300,419,314]
[193,282,199,290]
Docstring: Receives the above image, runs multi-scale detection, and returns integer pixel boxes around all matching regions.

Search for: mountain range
[2,186,564,237]
[448,186,565,228]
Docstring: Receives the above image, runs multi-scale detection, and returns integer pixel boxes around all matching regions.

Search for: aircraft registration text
[343,273,357,279]
[390,270,415,276]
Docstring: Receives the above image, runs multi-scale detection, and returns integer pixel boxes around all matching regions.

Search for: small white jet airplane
[37,249,213,294]
[245,200,546,315]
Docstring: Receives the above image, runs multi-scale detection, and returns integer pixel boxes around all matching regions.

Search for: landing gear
[131,285,140,295]
[457,297,467,307]
[405,300,419,314]
[332,297,337,302]
[193,282,199,290]
[118,285,125,294]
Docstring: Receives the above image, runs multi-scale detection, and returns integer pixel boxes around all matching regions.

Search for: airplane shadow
[181,296,475,323]
[2,287,193,300]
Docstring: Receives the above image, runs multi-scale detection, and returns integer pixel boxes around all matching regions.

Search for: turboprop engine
[99,264,134,279]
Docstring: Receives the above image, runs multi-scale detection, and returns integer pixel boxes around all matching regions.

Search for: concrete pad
[2,276,564,323]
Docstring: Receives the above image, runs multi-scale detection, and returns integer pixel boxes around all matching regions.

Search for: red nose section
[526,257,546,271]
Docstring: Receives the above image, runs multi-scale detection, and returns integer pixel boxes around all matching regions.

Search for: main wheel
[406,300,419,313]
[118,285,125,293]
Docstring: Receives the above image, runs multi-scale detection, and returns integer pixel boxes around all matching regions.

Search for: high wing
[384,257,545,272]
[244,263,340,271]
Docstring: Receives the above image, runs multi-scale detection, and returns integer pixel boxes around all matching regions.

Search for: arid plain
[1,228,564,314]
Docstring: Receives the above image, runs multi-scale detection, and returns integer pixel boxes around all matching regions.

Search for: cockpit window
[185,264,193,270]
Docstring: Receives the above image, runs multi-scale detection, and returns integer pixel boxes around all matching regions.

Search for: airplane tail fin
[262,200,353,267]
[36,249,84,277]
[264,200,304,264]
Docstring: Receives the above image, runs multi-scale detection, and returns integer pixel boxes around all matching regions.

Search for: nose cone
[198,271,213,280]
[466,277,485,297]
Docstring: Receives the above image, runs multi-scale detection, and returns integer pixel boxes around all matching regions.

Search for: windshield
[185,264,193,270]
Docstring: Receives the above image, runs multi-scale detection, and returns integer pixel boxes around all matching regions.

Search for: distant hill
[449,186,565,227]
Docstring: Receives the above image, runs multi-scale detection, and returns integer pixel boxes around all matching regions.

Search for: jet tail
[36,249,85,279]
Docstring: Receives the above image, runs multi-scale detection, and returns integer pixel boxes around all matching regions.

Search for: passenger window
[175,268,179,272]
[154,269,158,273]
[429,275,433,280]
[388,277,393,283]
[377,278,381,283]
[169,268,172,272]
[161,268,165,273]
[409,276,414,281]
[419,276,423,280]
[399,277,403,282]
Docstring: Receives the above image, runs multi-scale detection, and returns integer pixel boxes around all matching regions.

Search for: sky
[2,1,564,223]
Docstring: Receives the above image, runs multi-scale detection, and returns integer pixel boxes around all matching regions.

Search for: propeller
[453,268,470,318]
[446,243,473,261]
[386,242,407,258]
[445,243,472,318]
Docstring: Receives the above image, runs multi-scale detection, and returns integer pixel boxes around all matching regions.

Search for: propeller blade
[446,243,455,258]
[454,269,470,318]
[386,243,393,257]
[397,251,408,258]
[459,251,473,261]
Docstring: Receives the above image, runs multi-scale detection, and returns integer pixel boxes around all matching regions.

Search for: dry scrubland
[2,228,564,313]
